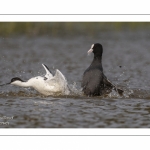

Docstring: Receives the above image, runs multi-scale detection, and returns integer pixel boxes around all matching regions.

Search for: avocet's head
[0,77,24,86]
[88,43,103,56]
[10,77,24,85]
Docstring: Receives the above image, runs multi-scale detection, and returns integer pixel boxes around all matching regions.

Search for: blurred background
[0,22,150,37]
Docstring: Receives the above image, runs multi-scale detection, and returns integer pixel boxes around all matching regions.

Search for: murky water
[0,30,150,128]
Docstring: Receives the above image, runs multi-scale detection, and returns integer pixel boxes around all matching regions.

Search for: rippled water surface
[0,30,150,128]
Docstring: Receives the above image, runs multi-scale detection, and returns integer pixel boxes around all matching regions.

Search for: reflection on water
[0,30,150,128]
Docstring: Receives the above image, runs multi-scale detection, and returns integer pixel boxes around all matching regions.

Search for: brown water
[0,30,150,128]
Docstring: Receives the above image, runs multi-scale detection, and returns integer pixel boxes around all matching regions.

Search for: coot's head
[88,43,103,57]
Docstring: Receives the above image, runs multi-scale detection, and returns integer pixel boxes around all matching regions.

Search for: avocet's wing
[42,64,53,80]
[45,69,70,95]
[53,69,70,94]
[54,69,67,82]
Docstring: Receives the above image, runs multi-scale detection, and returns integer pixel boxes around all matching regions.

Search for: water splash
[68,82,83,96]
[106,88,134,99]
[0,82,150,99]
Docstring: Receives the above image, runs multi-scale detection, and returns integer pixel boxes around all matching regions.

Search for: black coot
[81,43,123,96]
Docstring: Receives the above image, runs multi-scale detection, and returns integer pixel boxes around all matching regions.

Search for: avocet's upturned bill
[0,64,70,96]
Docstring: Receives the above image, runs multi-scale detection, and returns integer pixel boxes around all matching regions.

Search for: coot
[81,43,123,96]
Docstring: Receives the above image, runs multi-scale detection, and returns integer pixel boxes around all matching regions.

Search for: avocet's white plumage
[10,64,70,96]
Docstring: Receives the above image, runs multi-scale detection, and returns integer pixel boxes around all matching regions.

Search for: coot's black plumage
[81,43,123,96]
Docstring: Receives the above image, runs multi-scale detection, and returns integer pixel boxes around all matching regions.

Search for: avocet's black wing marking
[42,64,53,80]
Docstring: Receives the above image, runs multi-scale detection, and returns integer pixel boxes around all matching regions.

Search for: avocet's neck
[11,81,31,88]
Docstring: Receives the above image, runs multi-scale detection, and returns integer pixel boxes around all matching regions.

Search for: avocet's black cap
[0,77,24,86]
[10,77,24,83]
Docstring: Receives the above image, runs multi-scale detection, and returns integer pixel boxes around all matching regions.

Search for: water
[0,30,150,128]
